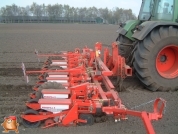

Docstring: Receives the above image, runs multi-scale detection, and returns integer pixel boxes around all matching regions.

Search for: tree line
[0,2,136,24]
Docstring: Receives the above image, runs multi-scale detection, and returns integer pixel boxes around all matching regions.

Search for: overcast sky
[0,0,142,15]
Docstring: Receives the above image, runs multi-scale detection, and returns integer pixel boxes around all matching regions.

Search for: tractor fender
[117,20,141,41]
[132,21,178,41]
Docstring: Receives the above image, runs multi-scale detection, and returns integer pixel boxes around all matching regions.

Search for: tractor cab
[139,0,175,21]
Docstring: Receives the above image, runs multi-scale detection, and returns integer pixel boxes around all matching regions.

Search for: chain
[130,99,167,115]
[163,102,166,114]
[130,99,155,110]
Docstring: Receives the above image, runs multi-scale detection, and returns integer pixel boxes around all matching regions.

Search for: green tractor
[116,0,178,91]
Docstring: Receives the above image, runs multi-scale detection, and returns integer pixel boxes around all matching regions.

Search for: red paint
[156,45,178,78]
[21,42,165,134]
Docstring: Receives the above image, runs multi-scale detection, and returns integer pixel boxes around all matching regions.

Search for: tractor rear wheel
[116,34,133,63]
[133,26,178,91]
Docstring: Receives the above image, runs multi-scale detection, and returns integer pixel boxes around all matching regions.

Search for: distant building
[95,17,104,24]
[0,16,2,23]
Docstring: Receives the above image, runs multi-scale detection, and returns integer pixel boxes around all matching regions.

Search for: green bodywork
[121,20,140,41]
[117,0,178,41]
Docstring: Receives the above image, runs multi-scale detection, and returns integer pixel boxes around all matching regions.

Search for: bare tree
[42,4,47,16]
[0,2,136,23]
[99,8,109,23]
[0,7,7,22]
[30,2,42,21]
[63,4,70,21]
[78,7,87,22]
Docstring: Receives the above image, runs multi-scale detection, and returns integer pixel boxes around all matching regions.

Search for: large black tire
[38,82,65,90]
[44,56,63,66]
[43,65,64,70]
[78,114,94,126]
[43,56,64,69]
[133,26,178,91]
[47,56,64,61]
[116,34,133,63]
[49,66,64,70]
[21,109,41,128]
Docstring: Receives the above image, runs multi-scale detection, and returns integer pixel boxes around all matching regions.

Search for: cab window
[156,0,174,20]
[138,0,154,20]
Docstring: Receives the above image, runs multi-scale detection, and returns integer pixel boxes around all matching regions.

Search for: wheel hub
[156,45,178,78]
[160,55,167,62]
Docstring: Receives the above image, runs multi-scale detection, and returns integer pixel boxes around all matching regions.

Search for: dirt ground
[0,23,177,134]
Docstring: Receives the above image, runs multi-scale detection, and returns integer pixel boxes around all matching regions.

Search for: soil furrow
[0,68,41,76]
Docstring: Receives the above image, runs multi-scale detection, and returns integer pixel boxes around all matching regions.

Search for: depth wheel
[21,109,41,128]
[133,26,178,91]
[44,119,55,127]
[78,114,94,126]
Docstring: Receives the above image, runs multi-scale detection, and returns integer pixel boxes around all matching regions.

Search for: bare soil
[0,23,177,134]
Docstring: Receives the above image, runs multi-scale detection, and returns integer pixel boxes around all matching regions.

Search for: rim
[45,119,54,126]
[156,45,178,78]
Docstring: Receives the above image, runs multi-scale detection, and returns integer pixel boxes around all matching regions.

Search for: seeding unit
[21,42,166,134]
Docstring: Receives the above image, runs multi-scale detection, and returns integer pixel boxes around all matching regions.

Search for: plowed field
[0,23,177,134]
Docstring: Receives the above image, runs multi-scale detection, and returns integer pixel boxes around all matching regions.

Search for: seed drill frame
[21,42,166,134]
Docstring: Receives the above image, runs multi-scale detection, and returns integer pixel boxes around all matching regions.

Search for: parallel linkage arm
[102,98,166,134]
